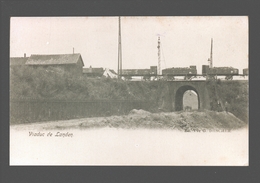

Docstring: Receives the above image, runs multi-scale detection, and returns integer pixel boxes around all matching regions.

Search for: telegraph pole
[118,16,122,79]
[208,38,213,68]
[157,36,161,76]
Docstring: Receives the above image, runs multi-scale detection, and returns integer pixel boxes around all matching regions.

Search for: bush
[10,66,164,111]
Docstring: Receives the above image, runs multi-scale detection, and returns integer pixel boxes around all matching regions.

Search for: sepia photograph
[9,16,248,166]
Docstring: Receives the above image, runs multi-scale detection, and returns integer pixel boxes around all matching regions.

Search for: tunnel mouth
[175,85,200,111]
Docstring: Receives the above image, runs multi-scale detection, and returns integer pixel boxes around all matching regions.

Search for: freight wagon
[202,65,239,80]
[162,66,197,80]
[121,66,157,80]
[243,68,248,76]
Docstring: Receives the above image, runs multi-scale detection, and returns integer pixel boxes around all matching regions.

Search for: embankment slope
[11,110,247,132]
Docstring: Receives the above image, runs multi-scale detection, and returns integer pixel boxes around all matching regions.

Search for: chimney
[24,53,26,58]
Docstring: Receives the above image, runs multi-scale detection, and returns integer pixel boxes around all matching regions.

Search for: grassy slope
[10,66,169,113]
[206,80,248,123]
[10,66,248,123]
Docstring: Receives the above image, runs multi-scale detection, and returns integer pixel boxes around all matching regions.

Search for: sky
[10,16,248,74]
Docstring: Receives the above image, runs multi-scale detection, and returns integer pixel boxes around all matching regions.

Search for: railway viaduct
[161,81,211,111]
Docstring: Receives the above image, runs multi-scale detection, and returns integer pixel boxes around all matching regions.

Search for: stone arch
[175,85,200,111]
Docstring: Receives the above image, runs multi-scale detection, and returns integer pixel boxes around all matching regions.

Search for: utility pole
[208,38,213,68]
[157,36,161,76]
[118,16,122,79]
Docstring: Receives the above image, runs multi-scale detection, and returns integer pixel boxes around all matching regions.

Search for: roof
[25,53,84,66]
[83,67,104,74]
[109,69,117,75]
[92,68,104,73]
[10,57,29,66]
[103,68,117,78]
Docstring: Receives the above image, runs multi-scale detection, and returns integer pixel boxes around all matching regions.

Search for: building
[83,66,104,77]
[25,53,84,75]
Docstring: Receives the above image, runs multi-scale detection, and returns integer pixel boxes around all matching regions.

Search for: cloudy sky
[10,16,248,74]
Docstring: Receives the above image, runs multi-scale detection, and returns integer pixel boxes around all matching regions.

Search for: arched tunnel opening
[175,85,200,111]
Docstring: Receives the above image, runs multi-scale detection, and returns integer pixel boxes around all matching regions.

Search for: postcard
[10,16,248,166]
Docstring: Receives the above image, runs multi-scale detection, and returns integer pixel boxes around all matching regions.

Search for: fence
[10,99,152,124]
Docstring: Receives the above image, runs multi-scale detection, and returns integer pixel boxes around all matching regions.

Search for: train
[121,65,248,81]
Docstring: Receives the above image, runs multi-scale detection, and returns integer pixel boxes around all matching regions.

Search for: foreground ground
[10,110,248,165]
[11,109,247,132]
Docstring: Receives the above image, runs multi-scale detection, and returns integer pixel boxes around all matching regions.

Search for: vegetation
[206,80,248,123]
[10,66,166,110]
[10,66,248,123]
